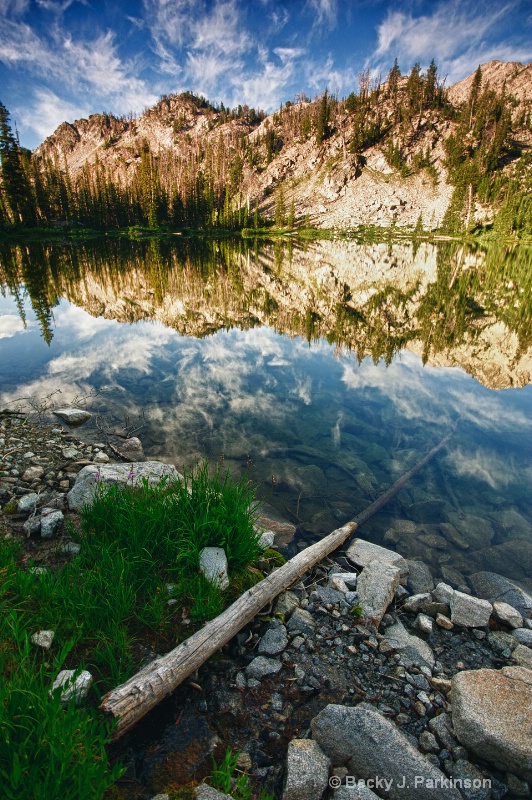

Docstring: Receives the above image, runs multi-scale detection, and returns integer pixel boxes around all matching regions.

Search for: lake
[1,235,531,589]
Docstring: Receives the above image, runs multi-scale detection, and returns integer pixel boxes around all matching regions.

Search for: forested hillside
[1,59,531,236]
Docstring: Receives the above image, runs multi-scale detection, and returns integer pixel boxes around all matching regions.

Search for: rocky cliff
[32,60,532,231]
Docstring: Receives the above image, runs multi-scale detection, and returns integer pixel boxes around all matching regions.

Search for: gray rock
[195,787,235,800]
[117,437,145,462]
[67,461,182,511]
[311,703,461,799]
[448,760,492,800]
[469,571,532,619]
[505,773,531,797]
[62,446,81,460]
[283,739,330,800]
[450,591,492,628]
[54,408,92,426]
[446,512,495,551]
[406,561,434,594]
[31,630,54,649]
[199,547,229,590]
[439,522,469,550]
[275,591,300,619]
[418,731,439,754]
[245,656,282,680]
[315,585,347,607]
[488,631,518,657]
[258,624,288,656]
[416,614,433,634]
[93,451,110,463]
[23,516,41,536]
[333,786,381,800]
[451,666,532,780]
[383,620,435,669]
[512,628,532,647]
[357,562,401,626]
[432,582,454,604]
[329,575,349,592]
[22,466,44,482]
[151,794,170,800]
[402,593,432,613]
[40,510,64,539]
[287,608,316,636]
[493,601,524,629]
[513,644,532,669]
[435,613,453,629]
[17,492,39,515]
[51,669,93,705]
[329,572,358,590]
[428,713,458,750]
[258,531,275,549]
[62,542,81,555]
[346,539,408,579]
[440,565,467,589]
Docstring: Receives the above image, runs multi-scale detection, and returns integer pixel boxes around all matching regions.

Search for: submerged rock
[469,572,532,619]
[257,502,296,547]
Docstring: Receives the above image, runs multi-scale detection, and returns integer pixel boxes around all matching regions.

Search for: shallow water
[1,236,531,589]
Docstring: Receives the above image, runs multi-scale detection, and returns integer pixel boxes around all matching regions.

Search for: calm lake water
[1,236,531,589]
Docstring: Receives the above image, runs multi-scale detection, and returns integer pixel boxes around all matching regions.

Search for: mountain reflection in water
[1,236,531,590]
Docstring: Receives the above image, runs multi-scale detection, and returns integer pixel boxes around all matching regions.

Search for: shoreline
[1,412,532,799]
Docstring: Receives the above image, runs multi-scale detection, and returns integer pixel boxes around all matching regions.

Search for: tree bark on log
[100,430,452,738]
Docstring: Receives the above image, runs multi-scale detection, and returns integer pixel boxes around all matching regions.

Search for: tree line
[1,60,530,235]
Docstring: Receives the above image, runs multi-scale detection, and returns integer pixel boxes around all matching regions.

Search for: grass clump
[0,539,124,799]
[0,462,265,799]
[210,748,274,800]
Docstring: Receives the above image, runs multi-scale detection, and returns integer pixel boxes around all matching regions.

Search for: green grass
[211,748,274,800]
[0,462,265,799]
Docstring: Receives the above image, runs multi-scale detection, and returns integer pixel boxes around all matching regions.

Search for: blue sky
[1,0,532,151]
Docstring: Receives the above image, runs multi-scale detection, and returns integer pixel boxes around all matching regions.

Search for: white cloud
[192,0,251,55]
[36,0,85,12]
[0,0,29,15]
[17,88,86,140]
[372,0,532,84]
[1,18,158,141]
[0,314,31,338]
[307,0,338,30]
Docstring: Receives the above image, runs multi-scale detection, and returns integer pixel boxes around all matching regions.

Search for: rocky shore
[1,412,531,800]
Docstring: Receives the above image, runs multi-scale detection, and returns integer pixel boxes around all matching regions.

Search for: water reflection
[0,236,531,588]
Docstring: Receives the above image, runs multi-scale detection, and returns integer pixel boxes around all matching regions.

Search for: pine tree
[316,89,329,146]
[0,101,36,225]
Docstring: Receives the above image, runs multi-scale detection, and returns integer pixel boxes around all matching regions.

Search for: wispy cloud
[372,0,532,83]
[0,15,157,140]
[17,88,86,139]
[307,0,338,30]
[0,0,30,15]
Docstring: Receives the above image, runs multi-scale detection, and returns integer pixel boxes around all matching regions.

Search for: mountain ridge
[15,59,532,232]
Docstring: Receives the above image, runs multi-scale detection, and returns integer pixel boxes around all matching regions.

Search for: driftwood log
[100,430,452,737]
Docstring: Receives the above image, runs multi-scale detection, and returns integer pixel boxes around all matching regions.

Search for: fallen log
[100,430,453,737]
